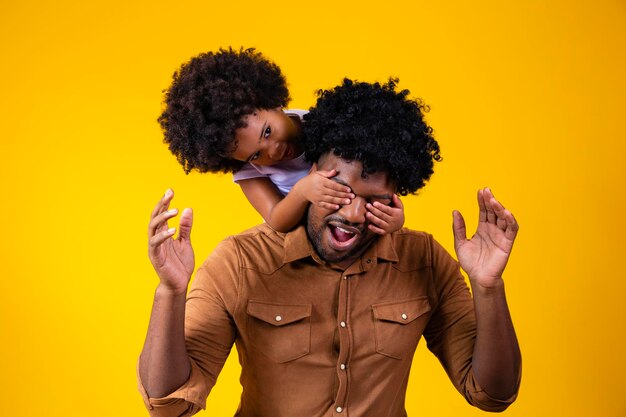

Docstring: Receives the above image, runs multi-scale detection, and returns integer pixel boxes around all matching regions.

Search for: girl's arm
[239,170,354,232]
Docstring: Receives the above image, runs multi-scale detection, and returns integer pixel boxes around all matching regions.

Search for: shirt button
[343,275,348,280]
[275,315,282,322]
[340,321,346,328]
[401,313,408,320]
[336,407,343,413]
[340,363,346,370]
[366,258,372,263]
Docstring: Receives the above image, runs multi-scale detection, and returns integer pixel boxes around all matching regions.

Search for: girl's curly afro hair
[302,78,441,196]
[158,47,291,174]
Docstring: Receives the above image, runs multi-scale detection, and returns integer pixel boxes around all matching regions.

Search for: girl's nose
[267,142,282,161]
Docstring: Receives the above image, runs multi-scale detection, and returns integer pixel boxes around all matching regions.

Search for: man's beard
[306,211,371,264]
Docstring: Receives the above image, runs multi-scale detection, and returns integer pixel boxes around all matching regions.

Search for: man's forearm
[139,285,191,398]
[470,279,521,400]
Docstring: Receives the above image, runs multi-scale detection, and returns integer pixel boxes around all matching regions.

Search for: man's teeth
[333,225,356,243]
[336,226,354,235]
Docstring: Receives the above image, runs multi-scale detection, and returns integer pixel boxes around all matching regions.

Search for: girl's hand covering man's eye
[293,169,355,210]
[366,194,405,235]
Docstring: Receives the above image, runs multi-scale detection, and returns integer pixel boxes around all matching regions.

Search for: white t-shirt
[232,110,310,196]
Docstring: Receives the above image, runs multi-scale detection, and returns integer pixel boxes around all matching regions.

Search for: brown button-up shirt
[138,224,518,416]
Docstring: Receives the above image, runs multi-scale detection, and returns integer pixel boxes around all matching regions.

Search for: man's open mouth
[328,223,360,249]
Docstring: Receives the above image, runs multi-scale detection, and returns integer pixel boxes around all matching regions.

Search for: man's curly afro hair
[302,78,441,196]
[158,47,291,174]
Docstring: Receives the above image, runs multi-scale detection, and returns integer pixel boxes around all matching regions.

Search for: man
[138,79,521,416]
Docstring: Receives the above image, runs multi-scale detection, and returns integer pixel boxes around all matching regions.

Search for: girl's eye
[264,126,271,138]
[250,151,261,161]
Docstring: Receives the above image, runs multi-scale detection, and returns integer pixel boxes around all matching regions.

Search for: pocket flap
[372,297,431,324]
[247,300,312,327]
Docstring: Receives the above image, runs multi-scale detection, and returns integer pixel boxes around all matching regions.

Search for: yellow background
[1,0,625,416]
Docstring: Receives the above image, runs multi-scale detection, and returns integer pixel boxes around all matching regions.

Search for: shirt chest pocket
[372,297,431,360]
[246,300,312,363]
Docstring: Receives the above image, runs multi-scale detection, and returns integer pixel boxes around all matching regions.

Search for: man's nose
[337,196,367,224]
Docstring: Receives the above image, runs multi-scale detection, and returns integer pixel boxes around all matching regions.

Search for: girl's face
[231,108,303,166]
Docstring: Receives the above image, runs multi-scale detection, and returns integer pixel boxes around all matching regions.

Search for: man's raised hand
[452,188,519,288]
[148,189,195,294]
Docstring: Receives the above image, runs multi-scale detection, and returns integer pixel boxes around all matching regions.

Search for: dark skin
[452,187,521,398]
[140,190,193,397]
[308,157,521,397]
[231,109,404,233]
[140,160,520,401]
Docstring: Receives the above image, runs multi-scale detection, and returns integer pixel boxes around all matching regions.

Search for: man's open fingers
[148,227,176,249]
[150,189,174,220]
[482,188,498,224]
[505,211,520,240]
[177,208,194,241]
[492,200,519,240]
[452,210,467,247]
[148,208,178,237]
[477,188,488,223]
[490,197,507,228]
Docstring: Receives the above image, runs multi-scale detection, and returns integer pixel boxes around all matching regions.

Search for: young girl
[158,47,404,233]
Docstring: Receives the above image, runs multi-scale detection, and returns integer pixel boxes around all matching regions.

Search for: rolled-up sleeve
[460,370,520,412]
[423,237,519,412]
[138,238,241,416]
[137,359,209,417]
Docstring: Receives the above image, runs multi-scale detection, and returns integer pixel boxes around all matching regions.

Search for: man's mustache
[324,215,365,234]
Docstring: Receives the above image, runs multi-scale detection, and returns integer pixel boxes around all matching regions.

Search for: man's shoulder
[393,227,430,238]
[216,224,288,274]
[227,223,286,244]
[387,228,453,271]
[392,227,433,248]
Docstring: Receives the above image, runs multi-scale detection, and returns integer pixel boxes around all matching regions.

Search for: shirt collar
[283,225,399,266]
[283,225,318,264]
[369,232,400,263]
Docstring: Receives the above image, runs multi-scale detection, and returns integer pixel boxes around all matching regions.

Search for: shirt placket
[334,270,351,416]
[333,255,373,416]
